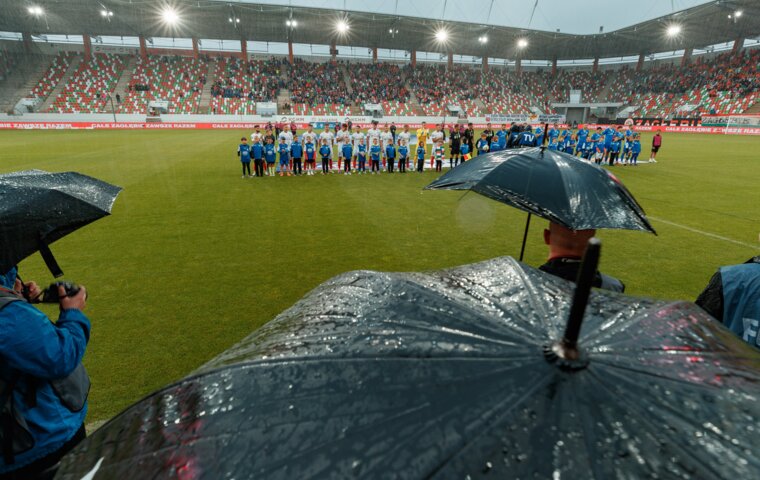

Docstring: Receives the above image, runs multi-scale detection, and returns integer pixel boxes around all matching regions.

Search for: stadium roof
[0,0,758,60]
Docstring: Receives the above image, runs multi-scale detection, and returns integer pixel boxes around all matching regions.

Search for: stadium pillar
[372,47,378,63]
[732,37,744,54]
[288,40,294,64]
[330,40,337,64]
[83,35,92,61]
[482,56,489,73]
[592,57,599,73]
[240,39,247,61]
[681,48,692,67]
[551,56,557,77]
[410,50,416,68]
[22,32,33,53]
[139,35,148,61]
[515,58,522,76]
[192,38,199,59]
[448,51,453,70]
[636,53,644,71]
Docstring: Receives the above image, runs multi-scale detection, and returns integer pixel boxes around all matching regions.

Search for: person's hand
[59,285,87,311]
[24,281,42,303]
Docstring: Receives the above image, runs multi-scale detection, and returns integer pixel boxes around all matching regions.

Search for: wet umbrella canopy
[0,170,122,275]
[424,148,655,259]
[425,148,655,233]
[55,257,760,479]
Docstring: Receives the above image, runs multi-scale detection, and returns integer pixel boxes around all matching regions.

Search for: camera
[41,282,83,303]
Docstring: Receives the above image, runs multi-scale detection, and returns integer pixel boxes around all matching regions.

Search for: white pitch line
[649,216,759,249]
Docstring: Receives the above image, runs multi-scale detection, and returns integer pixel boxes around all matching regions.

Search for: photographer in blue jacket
[0,267,89,480]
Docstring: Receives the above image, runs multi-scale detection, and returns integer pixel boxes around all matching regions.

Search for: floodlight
[28,5,44,16]
[517,38,528,48]
[286,19,297,28]
[478,36,488,44]
[666,24,681,37]
[236,18,240,23]
[161,7,179,25]
[100,9,113,17]
[735,10,743,18]
[336,20,349,33]
[435,29,449,43]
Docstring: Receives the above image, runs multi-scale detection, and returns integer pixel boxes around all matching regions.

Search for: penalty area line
[648,216,758,250]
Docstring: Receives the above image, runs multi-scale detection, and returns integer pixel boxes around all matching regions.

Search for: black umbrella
[0,170,122,276]
[56,248,760,479]
[424,147,655,260]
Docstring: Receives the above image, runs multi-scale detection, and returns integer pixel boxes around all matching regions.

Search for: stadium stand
[48,53,125,113]
[2,46,757,117]
[117,55,206,114]
[285,58,349,115]
[27,52,76,102]
[209,57,282,115]
[347,62,410,105]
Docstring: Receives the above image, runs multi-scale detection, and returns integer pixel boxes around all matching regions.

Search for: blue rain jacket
[0,267,90,473]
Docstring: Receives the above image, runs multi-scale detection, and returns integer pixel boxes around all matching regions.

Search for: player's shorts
[450,144,460,154]
[604,141,612,150]
[279,158,289,166]
[306,159,315,164]
[336,145,344,157]
[652,145,660,153]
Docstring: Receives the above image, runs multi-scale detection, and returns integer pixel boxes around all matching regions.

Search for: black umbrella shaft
[519,213,531,262]
[563,238,601,348]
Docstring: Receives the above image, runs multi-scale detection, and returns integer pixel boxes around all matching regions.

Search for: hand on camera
[59,285,87,311]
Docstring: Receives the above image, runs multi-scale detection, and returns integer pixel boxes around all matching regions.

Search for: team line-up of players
[235,122,648,178]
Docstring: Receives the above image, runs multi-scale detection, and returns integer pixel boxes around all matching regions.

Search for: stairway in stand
[39,55,81,112]
[112,55,136,105]
[198,57,217,114]
[0,53,48,112]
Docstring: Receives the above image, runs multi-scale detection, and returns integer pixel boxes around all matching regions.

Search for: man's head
[543,222,596,260]
[403,124,409,131]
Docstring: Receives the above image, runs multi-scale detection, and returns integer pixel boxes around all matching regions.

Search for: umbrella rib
[426,371,555,477]
[585,367,737,478]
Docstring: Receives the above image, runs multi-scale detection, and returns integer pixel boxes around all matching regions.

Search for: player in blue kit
[534,125,544,146]
[547,134,559,151]
[459,141,470,161]
[609,137,621,166]
[384,140,396,173]
[476,133,490,156]
[496,125,508,150]
[398,140,409,173]
[490,135,501,153]
[601,125,616,163]
[251,138,264,177]
[547,124,560,146]
[341,142,353,175]
[564,135,576,154]
[630,134,641,166]
[304,139,316,175]
[237,137,252,178]
[416,143,426,172]
[319,139,331,175]
[278,137,291,176]
[576,125,589,147]
[369,139,381,173]
[290,138,303,175]
[264,138,277,176]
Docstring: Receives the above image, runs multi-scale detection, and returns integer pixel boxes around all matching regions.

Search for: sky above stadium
[221,0,711,35]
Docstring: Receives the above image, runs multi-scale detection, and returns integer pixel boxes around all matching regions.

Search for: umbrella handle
[38,241,64,278]
[563,237,601,349]
[544,238,600,370]
[519,213,531,262]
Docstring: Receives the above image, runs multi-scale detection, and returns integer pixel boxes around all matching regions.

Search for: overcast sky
[224,0,710,35]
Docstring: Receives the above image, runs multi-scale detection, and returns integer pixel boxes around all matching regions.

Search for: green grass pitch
[0,129,758,423]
